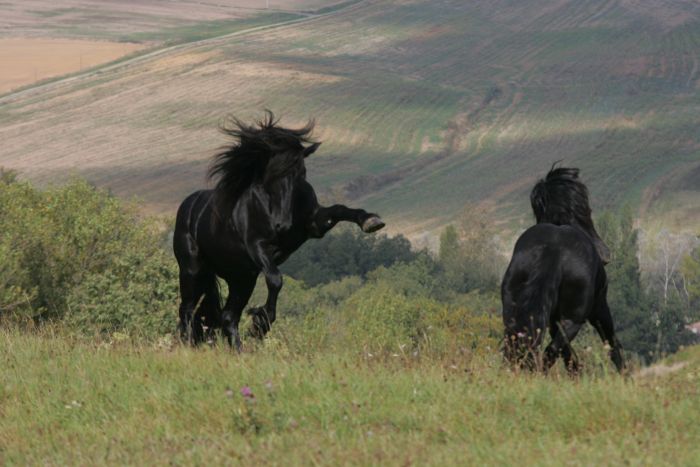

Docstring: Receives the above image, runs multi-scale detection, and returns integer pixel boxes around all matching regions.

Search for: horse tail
[503,250,561,360]
[519,263,560,342]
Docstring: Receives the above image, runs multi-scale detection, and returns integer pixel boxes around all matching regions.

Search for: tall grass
[1,327,699,465]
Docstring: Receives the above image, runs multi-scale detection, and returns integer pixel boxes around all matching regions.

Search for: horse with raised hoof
[173,111,385,350]
[501,166,624,373]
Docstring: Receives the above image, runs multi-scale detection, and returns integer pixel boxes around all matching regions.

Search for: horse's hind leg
[178,272,207,345]
[196,275,221,344]
[589,295,625,372]
[544,320,582,373]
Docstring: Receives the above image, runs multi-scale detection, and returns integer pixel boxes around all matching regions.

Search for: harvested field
[0,0,347,41]
[0,38,146,94]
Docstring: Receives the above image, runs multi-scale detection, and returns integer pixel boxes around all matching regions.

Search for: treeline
[1,172,698,363]
[597,210,700,362]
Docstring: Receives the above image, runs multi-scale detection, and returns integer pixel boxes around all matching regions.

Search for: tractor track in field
[0,0,369,106]
[340,86,503,200]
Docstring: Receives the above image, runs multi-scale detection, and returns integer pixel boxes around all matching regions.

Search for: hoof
[361,216,385,233]
[247,307,270,339]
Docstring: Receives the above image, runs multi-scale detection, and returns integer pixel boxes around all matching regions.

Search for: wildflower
[240,386,255,399]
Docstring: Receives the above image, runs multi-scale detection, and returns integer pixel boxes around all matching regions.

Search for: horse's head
[530,166,611,264]
[208,111,319,216]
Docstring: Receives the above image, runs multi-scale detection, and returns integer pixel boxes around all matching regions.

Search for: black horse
[173,111,385,350]
[501,167,624,372]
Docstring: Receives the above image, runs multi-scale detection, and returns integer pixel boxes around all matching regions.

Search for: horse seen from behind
[173,111,385,350]
[501,166,625,373]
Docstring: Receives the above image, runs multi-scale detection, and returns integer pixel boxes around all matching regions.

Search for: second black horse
[174,111,385,350]
[501,166,624,373]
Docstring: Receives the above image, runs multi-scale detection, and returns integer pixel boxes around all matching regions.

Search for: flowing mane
[529,166,597,233]
[208,110,316,213]
[530,165,611,263]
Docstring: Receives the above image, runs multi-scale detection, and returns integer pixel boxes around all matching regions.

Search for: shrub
[65,248,178,337]
[0,176,178,335]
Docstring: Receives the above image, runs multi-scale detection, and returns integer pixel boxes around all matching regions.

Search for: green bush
[64,249,178,337]
[0,176,177,335]
[271,274,501,359]
[281,225,419,286]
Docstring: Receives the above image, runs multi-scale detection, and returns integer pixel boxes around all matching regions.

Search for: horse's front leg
[246,242,282,339]
[316,204,385,235]
[221,274,257,352]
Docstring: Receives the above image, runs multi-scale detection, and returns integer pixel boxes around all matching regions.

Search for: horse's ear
[303,142,321,158]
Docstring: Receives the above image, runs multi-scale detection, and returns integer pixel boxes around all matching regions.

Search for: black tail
[503,256,560,368]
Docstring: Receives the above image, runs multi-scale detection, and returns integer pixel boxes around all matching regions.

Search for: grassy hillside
[1,0,699,235]
[1,328,699,465]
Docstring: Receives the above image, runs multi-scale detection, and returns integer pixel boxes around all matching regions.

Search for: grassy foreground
[1,329,699,465]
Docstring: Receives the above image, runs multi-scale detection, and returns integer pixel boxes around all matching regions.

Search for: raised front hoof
[361,216,385,233]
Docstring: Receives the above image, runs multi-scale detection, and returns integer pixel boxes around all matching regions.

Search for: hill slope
[1,0,699,235]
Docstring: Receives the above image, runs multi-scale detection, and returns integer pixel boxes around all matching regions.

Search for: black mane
[208,110,316,213]
[530,165,597,235]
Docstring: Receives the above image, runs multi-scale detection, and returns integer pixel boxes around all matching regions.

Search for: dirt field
[0,38,146,94]
[1,0,341,40]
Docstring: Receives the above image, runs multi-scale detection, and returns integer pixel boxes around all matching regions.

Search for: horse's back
[503,223,603,325]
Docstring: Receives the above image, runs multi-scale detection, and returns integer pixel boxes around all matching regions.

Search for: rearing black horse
[173,111,385,350]
[501,166,624,372]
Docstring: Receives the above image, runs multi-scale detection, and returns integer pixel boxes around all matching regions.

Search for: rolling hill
[1,0,699,239]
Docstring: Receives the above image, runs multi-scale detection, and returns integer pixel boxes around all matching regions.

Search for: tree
[281,226,419,286]
[597,209,655,360]
[436,204,505,294]
[597,209,696,361]
[680,242,700,322]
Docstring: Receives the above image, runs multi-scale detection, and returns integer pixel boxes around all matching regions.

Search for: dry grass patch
[0,38,146,94]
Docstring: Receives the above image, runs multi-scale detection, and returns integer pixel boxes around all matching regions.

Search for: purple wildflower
[240,386,255,399]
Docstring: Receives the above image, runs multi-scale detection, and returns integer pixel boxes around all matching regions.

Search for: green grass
[2,328,700,465]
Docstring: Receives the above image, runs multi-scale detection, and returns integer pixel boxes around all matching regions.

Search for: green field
[1,328,699,465]
[1,0,699,235]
